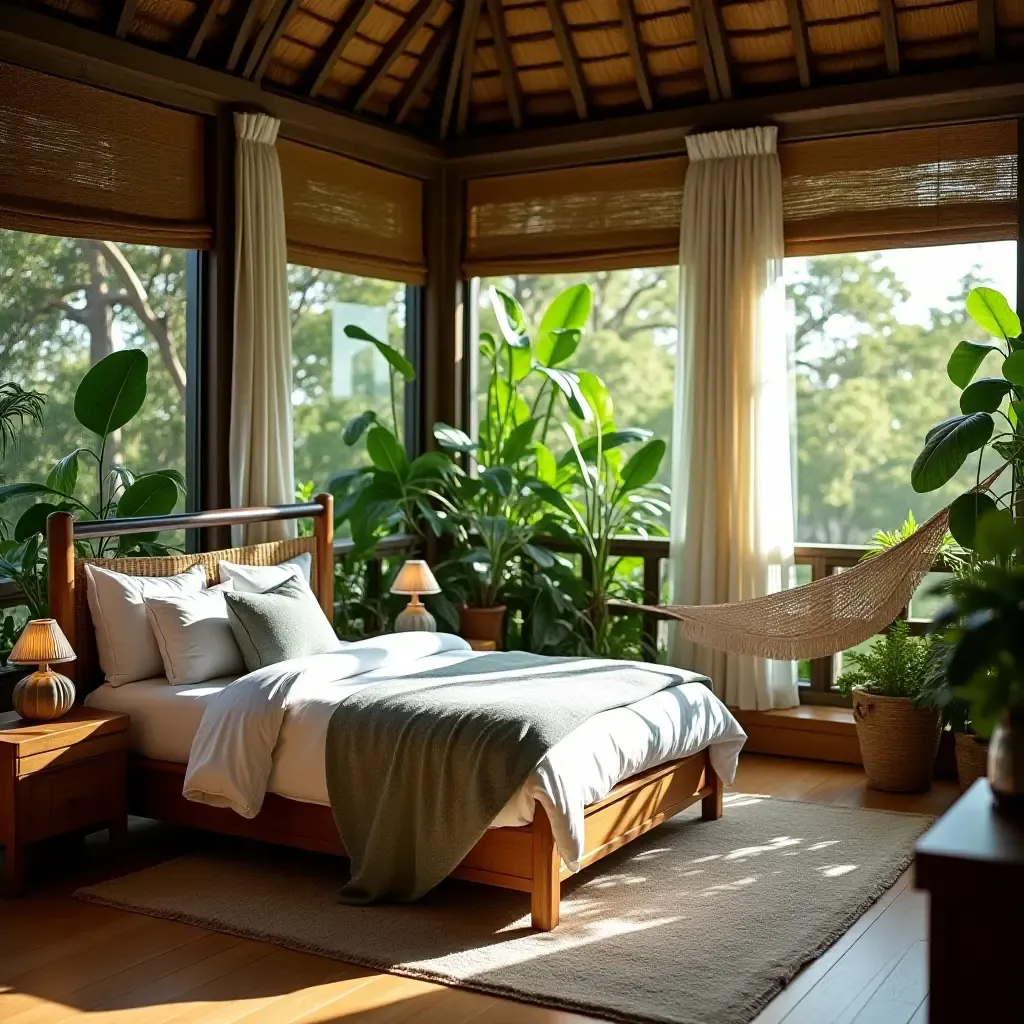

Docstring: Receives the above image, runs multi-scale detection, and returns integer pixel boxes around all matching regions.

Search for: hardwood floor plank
[848,941,927,1024]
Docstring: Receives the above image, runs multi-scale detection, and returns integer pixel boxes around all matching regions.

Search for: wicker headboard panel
[71,538,319,695]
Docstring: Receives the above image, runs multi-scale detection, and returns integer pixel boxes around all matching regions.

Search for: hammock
[612,468,1005,662]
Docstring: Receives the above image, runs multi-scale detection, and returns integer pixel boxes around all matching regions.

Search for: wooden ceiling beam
[441,0,483,139]
[185,0,220,60]
[114,0,137,39]
[456,0,482,135]
[786,0,812,88]
[306,0,377,98]
[245,0,301,81]
[979,0,996,61]
[618,0,653,111]
[486,0,523,128]
[695,0,732,100]
[878,0,900,74]
[226,0,263,72]
[394,23,452,125]
[546,0,588,119]
[690,0,720,101]
[353,0,446,113]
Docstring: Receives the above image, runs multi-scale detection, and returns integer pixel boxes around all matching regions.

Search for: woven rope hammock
[614,468,1006,662]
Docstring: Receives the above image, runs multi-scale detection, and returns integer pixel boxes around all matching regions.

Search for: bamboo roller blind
[278,140,425,285]
[0,63,210,249]
[464,121,1018,275]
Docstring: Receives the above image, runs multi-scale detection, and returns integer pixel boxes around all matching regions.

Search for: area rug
[75,795,930,1024]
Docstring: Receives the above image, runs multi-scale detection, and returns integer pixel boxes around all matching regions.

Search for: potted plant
[838,620,941,792]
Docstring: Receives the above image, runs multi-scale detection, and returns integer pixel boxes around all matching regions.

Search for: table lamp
[9,618,76,721]
[391,560,441,632]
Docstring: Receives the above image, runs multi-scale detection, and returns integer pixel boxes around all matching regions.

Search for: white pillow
[84,564,207,687]
[144,582,245,686]
[218,552,312,594]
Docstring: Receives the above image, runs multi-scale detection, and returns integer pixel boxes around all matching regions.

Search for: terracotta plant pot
[852,690,941,793]
[458,604,507,647]
[954,732,988,792]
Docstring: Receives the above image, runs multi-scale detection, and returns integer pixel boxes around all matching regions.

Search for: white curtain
[668,126,798,711]
[229,112,295,544]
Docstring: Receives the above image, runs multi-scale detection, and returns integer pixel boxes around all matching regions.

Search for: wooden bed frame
[46,499,724,931]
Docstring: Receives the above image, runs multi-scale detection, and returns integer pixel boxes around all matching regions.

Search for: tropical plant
[911,286,1023,554]
[836,620,936,700]
[0,382,45,465]
[332,326,458,555]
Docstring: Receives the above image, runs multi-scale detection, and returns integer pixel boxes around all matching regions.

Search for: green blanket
[325,651,707,904]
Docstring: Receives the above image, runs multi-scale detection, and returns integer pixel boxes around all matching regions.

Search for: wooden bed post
[702,758,724,821]
[46,510,77,684]
[531,804,561,931]
[313,492,334,625]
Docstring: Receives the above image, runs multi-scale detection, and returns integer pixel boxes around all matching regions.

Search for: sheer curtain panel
[230,113,295,544]
[668,126,798,711]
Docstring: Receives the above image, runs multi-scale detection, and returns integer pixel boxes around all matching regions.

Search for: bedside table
[0,708,129,897]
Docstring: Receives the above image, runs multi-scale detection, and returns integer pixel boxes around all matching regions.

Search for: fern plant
[836,620,935,701]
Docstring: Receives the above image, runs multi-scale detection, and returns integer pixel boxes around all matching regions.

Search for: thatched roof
[26,0,1024,138]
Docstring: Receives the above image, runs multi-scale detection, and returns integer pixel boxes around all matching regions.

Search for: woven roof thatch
[26,0,1024,137]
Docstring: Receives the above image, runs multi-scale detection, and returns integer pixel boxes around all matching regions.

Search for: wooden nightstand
[0,708,129,897]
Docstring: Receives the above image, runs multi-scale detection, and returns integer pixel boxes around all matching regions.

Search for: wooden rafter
[878,0,900,75]
[114,0,137,39]
[979,0,996,61]
[698,0,732,100]
[456,0,483,134]
[306,0,377,98]
[244,0,301,81]
[690,0,720,101]
[486,0,523,128]
[352,0,446,113]
[394,23,452,125]
[786,0,811,88]
[618,0,653,111]
[546,0,588,119]
[185,0,220,60]
[440,0,483,139]
[226,0,263,73]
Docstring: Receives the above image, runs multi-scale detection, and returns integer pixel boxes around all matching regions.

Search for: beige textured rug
[76,795,930,1024]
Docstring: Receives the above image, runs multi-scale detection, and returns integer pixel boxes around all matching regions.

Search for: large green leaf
[343,325,415,380]
[489,288,530,349]
[365,426,409,477]
[501,417,538,465]
[522,543,556,569]
[1002,350,1024,385]
[116,474,179,519]
[480,466,513,498]
[576,371,613,425]
[966,287,1022,341]
[0,482,65,506]
[434,422,478,453]
[533,443,557,484]
[14,503,61,542]
[948,492,998,550]
[535,284,592,366]
[959,377,1014,414]
[343,410,377,446]
[619,440,666,493]
[74,349,149,437]
[947,340,1002,389]
[973,507,1024,561]
[45,449,89,497]
[534,366,591,421]
[407,451,454,483]
[911,413,994,493]
[560,427,652,467]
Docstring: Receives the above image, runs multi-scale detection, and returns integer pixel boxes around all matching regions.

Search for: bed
[47,497,745,930]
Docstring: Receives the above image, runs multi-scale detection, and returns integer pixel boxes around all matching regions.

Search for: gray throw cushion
[224,575,340,672]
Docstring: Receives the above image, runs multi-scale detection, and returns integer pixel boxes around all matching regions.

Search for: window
[289,265,411,492]
[0,229,192,509]
[471,267,679,491]
[789,241,1018,545]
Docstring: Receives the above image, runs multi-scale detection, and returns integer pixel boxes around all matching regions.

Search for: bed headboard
[45,496,334,697]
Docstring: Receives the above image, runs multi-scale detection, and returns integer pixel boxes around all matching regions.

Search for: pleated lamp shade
[9,618,76,665]
[390,560,441,595]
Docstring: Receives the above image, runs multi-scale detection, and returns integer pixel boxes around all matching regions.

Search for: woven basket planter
[852,690,941,793]
[954,732,989,791]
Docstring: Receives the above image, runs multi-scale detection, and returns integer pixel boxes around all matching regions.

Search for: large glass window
[288,266,410,492]
[789,241,1017,545]
[0,230,191,507]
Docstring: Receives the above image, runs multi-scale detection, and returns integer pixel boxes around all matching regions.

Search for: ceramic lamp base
[395,597,436,632]
[12,667,76,721]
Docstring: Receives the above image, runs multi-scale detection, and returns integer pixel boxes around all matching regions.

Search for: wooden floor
[0,754,959,1024]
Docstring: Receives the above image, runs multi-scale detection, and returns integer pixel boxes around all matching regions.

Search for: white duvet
[89,633,746,870]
